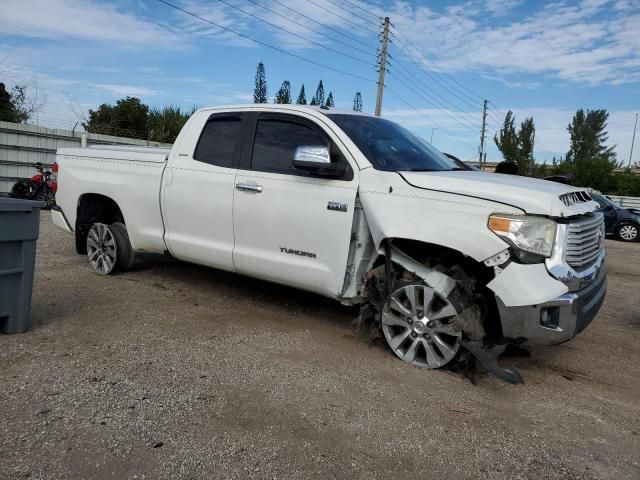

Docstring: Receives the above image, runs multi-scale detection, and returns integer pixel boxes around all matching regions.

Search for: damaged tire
[381,281,463,368]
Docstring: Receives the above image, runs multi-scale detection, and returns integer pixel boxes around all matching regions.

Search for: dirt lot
[1,213,639,480]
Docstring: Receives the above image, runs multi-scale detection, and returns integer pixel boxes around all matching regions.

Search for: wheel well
[75,194,125,254]
[371,237,503,341]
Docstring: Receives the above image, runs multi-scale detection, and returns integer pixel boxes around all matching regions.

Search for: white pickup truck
[52,104,607,373]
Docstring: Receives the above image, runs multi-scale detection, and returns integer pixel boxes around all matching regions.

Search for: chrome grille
[565,214,605,270]
[559,190,592,207]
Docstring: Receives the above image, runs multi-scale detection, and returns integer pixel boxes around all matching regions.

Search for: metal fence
[608,195,640,209]
[0,121,171,193]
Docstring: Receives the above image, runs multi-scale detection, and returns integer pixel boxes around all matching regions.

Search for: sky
[1,0,639,164]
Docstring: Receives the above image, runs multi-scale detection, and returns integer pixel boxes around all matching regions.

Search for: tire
[380,276,469,369]
[110,222,136,271]
[615,223,639,242]
[86,222,134,275]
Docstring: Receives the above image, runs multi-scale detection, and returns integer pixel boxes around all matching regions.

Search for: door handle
[236,183,263,193]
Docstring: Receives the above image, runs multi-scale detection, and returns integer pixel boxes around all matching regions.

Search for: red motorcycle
[9,162,58,209]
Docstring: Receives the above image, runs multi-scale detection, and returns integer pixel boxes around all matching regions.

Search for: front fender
[359,170,522,262]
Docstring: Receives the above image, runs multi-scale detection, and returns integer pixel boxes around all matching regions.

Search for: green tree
[516,117,535,175]
[311,80,324,106]
[494,111,519,164]
[274,80,292,104]
[352,92,362,112]
[0,80,45,123]
[296,84,307,105]
[325,91,334,108]
[148,105,197,143]
[562,109,618,190]
[84,96,149,139]
[0,82,17,122]
[494,110,536,175]
[253,62,268,104]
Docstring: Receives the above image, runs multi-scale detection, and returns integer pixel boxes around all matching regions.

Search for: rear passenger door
[232,112,359,298]
[162,112,245,271]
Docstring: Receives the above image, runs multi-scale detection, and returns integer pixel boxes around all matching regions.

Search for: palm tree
[148,105,197,143]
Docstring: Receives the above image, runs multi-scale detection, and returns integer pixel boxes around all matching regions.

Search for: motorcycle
[9,162,57,209]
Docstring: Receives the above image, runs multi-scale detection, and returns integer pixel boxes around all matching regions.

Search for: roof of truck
[194,104,373,117]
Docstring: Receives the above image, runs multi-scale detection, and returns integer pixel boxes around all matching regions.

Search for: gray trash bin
[0,197,44,334]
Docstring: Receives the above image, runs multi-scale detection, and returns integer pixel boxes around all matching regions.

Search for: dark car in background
[591,192,640,242]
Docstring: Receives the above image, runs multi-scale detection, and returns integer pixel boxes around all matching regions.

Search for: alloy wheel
[382,283,461,368]
[86,223,118,275]
[619,225,638,241]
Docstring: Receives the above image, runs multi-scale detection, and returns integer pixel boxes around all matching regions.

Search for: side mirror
[293,145,346,178]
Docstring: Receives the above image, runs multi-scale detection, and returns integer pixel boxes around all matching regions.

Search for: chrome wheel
[86,223,117,275]
[382,283,461,368]
[619,225,638,241]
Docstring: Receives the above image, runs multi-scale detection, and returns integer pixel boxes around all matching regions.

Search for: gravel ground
[1,213,639,480]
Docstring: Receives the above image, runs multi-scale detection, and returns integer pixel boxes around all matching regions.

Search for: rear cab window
[193,113,244,168]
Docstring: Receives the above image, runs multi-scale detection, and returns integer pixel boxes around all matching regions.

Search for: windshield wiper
[405,168,437,172]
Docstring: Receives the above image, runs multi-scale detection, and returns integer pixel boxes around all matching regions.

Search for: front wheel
[86,222,135,275]
[615,223,639,242]
[381,282,462,369]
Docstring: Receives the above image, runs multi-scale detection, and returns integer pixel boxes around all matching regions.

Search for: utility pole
[375,16,390,117]
[430,127,438,144]
[478,99,488,170]
[629,112,638,168]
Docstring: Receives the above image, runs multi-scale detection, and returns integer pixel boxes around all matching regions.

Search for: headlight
[488,214,556,258]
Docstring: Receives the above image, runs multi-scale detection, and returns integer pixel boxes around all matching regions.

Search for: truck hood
[399,170,599,218]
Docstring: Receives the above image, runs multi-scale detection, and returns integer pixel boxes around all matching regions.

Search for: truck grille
[565,214,605,270]
[559,191,592,207]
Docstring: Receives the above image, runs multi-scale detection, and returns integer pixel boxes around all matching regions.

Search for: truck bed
[55,145,169,254]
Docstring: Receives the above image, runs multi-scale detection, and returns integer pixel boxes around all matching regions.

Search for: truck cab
[52,105,607,372]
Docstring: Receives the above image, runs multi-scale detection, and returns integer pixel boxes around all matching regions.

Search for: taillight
[50,162,58,182]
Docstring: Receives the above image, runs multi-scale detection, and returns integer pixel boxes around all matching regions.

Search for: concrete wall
[0,121,171,192]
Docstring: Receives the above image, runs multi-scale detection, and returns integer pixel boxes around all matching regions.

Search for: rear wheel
[381,282,462,368]
[86,222,134,275]
[616,223,639,242]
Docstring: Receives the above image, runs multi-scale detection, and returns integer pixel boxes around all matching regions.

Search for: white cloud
[91,83,163,97]
[386,0,640,86]
[0,0,183,47]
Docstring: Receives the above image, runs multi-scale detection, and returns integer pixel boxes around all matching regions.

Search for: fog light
[540,307,559,329]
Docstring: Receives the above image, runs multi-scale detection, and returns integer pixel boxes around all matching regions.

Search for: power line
[268,0,374,49]
[243,0,375,58]
[336,0,382,20]
[384,83,480,154]
[214,0,374,66]
[302,0,380,35]
[386,68,481,133]
[389,38,482,113]
[390,28,485,105]
[157,0,377,84]
[322,0,382,25]
[388,56,482,127]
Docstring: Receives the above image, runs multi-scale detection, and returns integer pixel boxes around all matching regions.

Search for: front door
[232,112,359,298]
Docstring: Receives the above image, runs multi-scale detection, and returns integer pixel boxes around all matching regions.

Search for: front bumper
[496,265,607,346]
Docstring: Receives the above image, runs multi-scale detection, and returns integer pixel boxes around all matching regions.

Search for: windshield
[328,114,460,172]
[593,193,621,209]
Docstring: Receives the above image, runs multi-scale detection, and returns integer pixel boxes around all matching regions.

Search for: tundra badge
[327,201,348,212]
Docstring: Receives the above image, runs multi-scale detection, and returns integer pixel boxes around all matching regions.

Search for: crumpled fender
[487,262,568,307]
[358,169,522,263]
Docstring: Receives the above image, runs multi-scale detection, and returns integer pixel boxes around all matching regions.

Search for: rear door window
[194,114,243,168]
